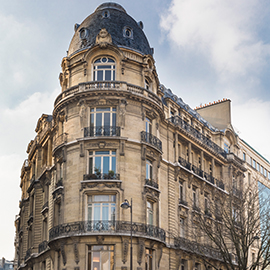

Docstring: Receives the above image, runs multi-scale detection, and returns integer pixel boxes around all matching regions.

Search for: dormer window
[93,57,115,81]
[123,26,133,39]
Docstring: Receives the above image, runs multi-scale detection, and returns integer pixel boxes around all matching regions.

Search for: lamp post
[121,198,132,270]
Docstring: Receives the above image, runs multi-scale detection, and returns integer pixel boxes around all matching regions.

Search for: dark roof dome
[68,2,153,56]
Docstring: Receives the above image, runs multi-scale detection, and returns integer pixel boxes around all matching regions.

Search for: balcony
[141,131,162,152]
[178,157,225,190]
[174,237,223,261]
[53,133,67,151]
[49,220,166,243]
[24,248,32,261]
[145,179,159,189]
[38,240,48,253]
[179,199,188,207]
[168,116,226,157]
[84,126,121,137]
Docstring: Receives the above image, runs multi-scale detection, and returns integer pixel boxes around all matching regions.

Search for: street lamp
[121,198,132,270]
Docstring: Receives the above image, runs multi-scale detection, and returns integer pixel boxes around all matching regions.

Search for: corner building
[15,3,260,270]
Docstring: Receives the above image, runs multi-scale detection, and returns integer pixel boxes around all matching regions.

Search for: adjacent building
[14,3,270,270]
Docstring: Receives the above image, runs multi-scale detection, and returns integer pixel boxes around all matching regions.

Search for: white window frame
[93,57,115,81]
[146,159,153,180]
[147,201,153,225]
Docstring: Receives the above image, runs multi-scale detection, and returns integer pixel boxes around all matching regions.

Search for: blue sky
[1,0,270,260]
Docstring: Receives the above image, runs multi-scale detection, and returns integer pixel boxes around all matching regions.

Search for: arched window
[93,57,115,81]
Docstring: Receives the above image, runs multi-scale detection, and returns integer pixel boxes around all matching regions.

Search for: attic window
[79,28,88,39]
[102,10,110,18]
[123,26,133,39]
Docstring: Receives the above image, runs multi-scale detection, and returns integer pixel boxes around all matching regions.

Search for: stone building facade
[14,3,270,270]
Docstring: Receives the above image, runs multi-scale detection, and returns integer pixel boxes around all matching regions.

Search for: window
[93,57,115,81]
[88,150,116,176]
[147,201,153,225]
[192,186,197,208]
[204,193,209,212]
[59,162,63,180]
[253,159,256,169]
[146,159,153,180]
[195,263,201,270]
[209,163,212,176]
[250,157,253,166]
[145,117,152,134]
[243,152,246,161]
[123,26,133,39]
[87,195,116,225]
[180,218,185,237]
[145,79,150,90]
[145,248,153,270]
[90,107,116,136]
[224,143,230,153]
[88,245,114,270]
[257,162,260,172]
[181,259,187,270]
[179,181,184,202]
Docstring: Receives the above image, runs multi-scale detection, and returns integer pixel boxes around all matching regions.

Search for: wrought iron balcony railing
[141,131,162,151]
[168,116,227,157]
[145,179,159,189]
[84,126,121,137]
[178,156,225,190]
[83,172,120,180]
[49,220,166,243]
[24,248,32,261]
[174,237,223,261]
[38,240,48,253]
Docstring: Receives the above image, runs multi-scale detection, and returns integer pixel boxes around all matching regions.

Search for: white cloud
[233,98,270,161]
[160,0,270,80]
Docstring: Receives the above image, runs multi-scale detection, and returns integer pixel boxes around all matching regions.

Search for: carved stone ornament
[80,181,122,191]
[61,242,67,266]
[119,99,127,128]
[96,235,105,244]
[78,100,87,128]
[95,28,112,47]
[137,239,145,265]
[122,238,129,264]
[73,241,79,265]
[175,167,181,181]
[157,245,163,268]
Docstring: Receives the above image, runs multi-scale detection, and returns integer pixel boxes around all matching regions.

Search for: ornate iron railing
[145,179,159,189]
[178,156,191,170]
[168,116,226,157]
[84,126,121,137]
[179,199,188,207]
[174,237,223,260]
[141,131,162,151]
[178,157,225,190]
[49,220,166,243]
[83,173,120,180]
[38,240,48,253]
[24,248,32,261]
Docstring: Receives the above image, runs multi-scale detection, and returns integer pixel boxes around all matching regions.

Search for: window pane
[104,113,110,126]
[103,157,109,173]
[111,204,115,221]
[94,195,110,202]
[102,204,109,220]
[93,204,100,220]
[112,157,116,172]
[95,157,101,172]
[105,70,111,81]
[113,70,115,81]
[96,151,110,155]
[100,251,110,269]
[97,70,103,81]
[112,113,116,127]
[88,205,92,221]
[108,58,114,63]
[90,114,95,127]
[89,157,93,174]
[96,107,110,111]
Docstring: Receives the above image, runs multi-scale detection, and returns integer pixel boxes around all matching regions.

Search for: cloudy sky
[1,0,270,260]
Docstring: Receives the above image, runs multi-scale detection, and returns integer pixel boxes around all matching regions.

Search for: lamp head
[121,199,131,209]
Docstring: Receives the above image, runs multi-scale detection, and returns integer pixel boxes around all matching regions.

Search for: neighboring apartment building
[14,3,270,270]
[0,258,14,270]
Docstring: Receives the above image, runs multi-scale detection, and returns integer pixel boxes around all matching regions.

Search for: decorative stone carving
[119,99,127,128]
[137,239,144,265]
[80,142,84,157]
[122,238,129,264]
[95,28,112,47]
[73,242,79,265]
[96,235,105,244]
[141,145,146,161]
[78,100,87,128]
[157,245,163,268]
[60,242,67,266]
[120,140,125,156]
[80,181,122,191]
[175,167,181,181]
